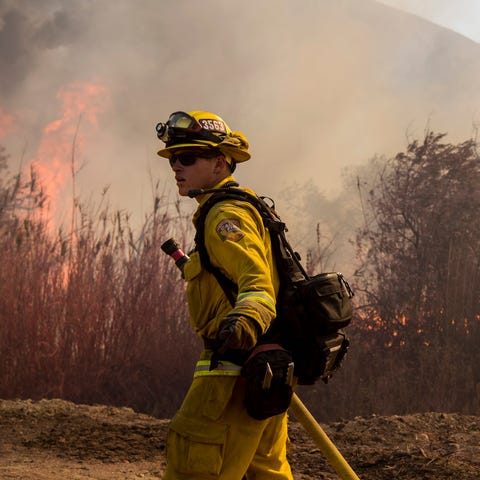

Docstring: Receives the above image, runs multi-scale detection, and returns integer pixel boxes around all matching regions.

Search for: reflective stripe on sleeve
[194,360,242,378]
[236,291,276,311]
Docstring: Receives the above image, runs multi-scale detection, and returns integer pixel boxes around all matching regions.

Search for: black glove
[216,314,260,354]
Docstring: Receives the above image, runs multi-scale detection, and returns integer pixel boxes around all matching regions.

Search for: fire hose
[289,393,361,480]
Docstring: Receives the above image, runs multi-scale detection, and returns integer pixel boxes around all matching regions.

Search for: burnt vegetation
[0,146,199,417]
[0,132,479,420]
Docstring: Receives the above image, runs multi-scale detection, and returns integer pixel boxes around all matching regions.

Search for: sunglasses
[169,151,218,167]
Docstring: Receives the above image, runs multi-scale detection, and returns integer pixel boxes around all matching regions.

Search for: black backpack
[190,183,354,387]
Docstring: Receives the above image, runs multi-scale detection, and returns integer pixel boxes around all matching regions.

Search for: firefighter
[156,111,293,479]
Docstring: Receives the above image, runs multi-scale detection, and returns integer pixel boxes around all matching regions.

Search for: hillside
[0,399,478,479]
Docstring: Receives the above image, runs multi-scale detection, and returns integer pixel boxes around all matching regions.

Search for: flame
[30,81,110,226]
[0,106,16,139]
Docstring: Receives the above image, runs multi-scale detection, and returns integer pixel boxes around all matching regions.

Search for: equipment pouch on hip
[241,345,294,420]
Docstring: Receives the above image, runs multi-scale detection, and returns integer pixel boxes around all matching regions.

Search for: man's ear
[213,154,228,173]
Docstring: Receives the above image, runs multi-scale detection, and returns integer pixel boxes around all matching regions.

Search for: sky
[1,0,480,234]
[377,0,480,43]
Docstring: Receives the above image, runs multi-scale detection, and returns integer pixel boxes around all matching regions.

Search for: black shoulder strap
[192,185,309,307]
[193,186,242,306]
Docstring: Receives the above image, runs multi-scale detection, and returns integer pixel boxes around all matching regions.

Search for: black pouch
[309,331,350,384]
[241,345,294,420]
[279,272,353,385]
[292,272,353,335]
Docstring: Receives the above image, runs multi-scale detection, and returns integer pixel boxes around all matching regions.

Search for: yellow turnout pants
[162,361,293,479]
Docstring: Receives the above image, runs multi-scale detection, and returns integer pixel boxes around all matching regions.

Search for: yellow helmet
[156,110,250,163]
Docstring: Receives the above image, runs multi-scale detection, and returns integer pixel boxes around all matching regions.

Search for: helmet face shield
[156,111,201,142]
[168,111,200,130]
[156,111,226,147]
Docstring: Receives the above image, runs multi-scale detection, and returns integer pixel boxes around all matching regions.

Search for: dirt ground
[0,399,479,480]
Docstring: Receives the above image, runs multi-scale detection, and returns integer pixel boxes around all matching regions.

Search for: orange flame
[31,81,110,227]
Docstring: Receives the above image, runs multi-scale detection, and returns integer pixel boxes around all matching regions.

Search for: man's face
[169,151,221,196]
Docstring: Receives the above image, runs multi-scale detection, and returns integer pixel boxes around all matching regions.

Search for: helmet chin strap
[188,181,239,198]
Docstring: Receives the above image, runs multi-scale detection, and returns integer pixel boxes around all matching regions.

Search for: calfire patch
[216,219,245,242]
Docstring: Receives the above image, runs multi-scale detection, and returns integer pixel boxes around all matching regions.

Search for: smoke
[0,8,33,97]
[0,105,14,138]
[1,0,480,232]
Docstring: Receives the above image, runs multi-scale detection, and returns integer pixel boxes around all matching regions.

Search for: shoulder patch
[216,219,245,242]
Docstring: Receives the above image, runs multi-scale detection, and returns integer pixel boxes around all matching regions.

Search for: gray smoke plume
[1,0,479,233]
